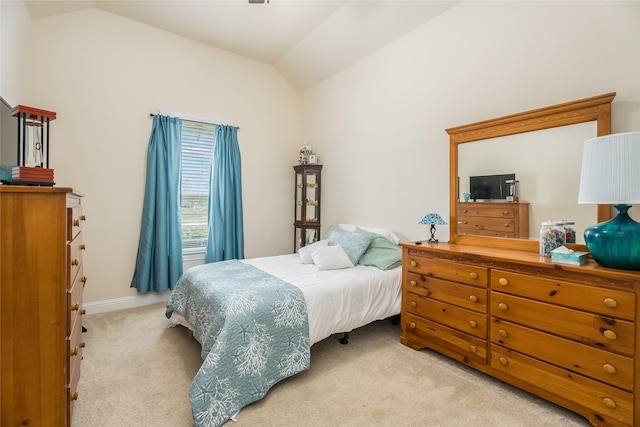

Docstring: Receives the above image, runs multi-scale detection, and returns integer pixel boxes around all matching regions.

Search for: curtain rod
[149,113,239,129]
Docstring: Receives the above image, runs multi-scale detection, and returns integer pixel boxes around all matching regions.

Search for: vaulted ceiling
[23,0,460,91]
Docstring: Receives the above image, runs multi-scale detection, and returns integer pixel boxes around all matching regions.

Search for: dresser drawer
[491,345,633,426]
[491,318,633,391]
[405,255,488,287]
[457,216,515,233]
[491,270,634,321]
[67,354,81,425]
[404,313,486,364]
[459,205,515,218]
[406,272,487,313]
[456,228,516,238]
[67,232,84,286]
[67,205,84,241]
[404,294,486,339]
[67,264,85,336]
[491,293,634,355]
[68,313,83,381]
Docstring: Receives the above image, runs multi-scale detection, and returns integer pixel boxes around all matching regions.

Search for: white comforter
[243,254,401,346]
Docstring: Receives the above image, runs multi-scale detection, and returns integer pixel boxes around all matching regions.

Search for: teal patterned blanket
[166,260,310,427]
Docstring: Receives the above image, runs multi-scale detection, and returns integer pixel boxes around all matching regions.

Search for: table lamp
[419,213,447,243]
[578,131,640,270]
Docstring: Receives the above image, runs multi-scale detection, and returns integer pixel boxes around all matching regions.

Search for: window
[181,120,215,254]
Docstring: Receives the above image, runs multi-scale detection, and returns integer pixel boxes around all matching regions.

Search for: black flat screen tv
[469,173,515,201]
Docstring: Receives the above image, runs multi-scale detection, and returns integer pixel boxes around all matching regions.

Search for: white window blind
[181,120,215,252]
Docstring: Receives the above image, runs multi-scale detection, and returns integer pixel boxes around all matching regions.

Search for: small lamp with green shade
[419,213,447,243]
[578,131,640,270]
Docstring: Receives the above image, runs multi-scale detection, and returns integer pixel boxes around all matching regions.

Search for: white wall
[301,1,640,243]
[0,0,30,104]
[2,1,639,310]
[1,6,302,305]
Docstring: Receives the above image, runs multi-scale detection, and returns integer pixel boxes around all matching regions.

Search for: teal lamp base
[584,205,640,270]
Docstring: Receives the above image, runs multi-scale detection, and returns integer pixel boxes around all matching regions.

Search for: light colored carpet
[72,303,590,427]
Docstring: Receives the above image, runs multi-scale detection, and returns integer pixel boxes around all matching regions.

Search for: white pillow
[298,240,329,264]
[310,245,354,270]
[338,223,400,244]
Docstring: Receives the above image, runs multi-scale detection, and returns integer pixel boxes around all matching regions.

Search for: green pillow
[354,227,402,270]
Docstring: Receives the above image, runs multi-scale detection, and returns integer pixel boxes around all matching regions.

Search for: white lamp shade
[578,131,640,204]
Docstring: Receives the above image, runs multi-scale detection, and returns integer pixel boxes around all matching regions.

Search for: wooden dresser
[457,202,529,238]
[1,186,86,426]
[400,242,640,427]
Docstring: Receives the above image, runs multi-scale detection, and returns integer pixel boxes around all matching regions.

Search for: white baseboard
[83,292,171,315]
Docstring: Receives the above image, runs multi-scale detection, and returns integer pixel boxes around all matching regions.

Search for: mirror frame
[447,92,616,251]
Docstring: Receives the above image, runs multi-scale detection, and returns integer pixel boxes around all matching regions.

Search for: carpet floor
[72,303,590,426]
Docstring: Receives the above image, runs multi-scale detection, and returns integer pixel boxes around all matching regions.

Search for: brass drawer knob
[498,329,508,338]
[80,215,86,221]
[602,398,616,409]
[81,309,86,315]
[469,345,477,353]
[410,301,417,308]
[498,278,508,286]
[81,244,86,250]
[499,357,508,366]
[603,364,617,375]
[603,329,618,340]
[409,322,416,329]
[603,298,618,309]
[71,258,79,266]
[462,209,468,214]
[469,320,477,328]
[498,303,508,311]
[410,280,417,287]
[73,219,80,227]
[469,272,478,280]
[71,392,79,401]
[469,295,478,303]
[71,302,80,311]
[410,260,417,267]
[71,347,78,356]
[82,276,88,284]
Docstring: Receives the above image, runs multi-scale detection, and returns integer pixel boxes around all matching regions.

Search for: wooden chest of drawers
[457,201,529,238]
[401,242,640,427]
[1,186,86,426]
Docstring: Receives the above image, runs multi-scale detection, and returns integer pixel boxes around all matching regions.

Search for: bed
[166,224,402,427]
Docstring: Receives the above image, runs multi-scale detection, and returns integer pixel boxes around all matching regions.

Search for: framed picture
[308,153,318,164]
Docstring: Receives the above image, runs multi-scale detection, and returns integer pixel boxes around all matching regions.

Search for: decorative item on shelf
[308,153,318,164]
[419,213,447,243]
[298,139,312,165]
[7,105,56,186]
[578,131,640,270]
[462,192,471,202]
[506,179,519,202]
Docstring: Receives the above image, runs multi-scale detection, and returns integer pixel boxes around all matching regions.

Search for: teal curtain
[206,125,244,262]
[131,115,184,292]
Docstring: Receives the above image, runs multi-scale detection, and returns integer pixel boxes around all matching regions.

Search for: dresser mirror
[447,92,616,251]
